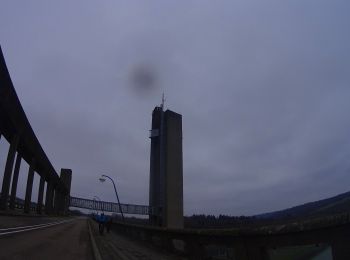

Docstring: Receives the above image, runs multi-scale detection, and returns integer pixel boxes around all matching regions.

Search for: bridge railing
[108,212,350,260]
[70,196,157,215]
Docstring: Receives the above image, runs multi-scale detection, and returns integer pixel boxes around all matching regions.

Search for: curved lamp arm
[100,174,125,222]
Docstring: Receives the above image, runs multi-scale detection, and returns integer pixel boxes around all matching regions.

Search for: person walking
[106,216,112,233]
[98,213,107,235]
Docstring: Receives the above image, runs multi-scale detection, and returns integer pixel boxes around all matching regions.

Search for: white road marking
[0,221,62,231]
[0,219,75,236]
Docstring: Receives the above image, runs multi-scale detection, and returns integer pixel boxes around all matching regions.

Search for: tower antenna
[161,92,166,110]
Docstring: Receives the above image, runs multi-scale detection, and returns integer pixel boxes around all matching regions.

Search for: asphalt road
[0,216,93,260]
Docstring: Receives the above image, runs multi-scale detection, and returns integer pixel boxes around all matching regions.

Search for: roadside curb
[88,219,103,260]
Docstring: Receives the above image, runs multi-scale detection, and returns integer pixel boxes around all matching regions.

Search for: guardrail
[108,213,350,260]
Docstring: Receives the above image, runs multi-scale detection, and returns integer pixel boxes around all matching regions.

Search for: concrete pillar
[53,188,61,215]
[9,154,21,209]
[149,107,162,226]
[45,181,54,214]
[52,169,72,216]
[36,177,45,214]
[24,160,35,213]
[50,185,55,214]
[45,182,51,214]
[60,168,72,215]
[163,110,184,228]
[0,135,19,210]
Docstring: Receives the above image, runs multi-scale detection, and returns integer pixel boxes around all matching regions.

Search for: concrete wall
[111,216,350,260]
[149,107,163,226]
[59,169,72,215]
[164,110,184,229]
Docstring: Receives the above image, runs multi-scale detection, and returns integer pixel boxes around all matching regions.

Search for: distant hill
[184,191,350,229]
[256,191,350,220]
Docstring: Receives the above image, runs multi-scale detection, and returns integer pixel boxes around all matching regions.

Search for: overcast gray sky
[1,1,350,216]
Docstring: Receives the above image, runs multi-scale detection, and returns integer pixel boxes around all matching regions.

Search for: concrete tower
[149,105,183,228]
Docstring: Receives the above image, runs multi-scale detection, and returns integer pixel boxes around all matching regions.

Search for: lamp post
[99,174,125,222]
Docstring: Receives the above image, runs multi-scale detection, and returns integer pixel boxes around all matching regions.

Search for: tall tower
[149,105,183,228]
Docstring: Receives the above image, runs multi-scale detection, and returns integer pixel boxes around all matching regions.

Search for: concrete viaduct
[0,46,71,215]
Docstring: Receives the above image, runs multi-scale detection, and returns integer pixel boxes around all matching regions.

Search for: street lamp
[99,174,125,222]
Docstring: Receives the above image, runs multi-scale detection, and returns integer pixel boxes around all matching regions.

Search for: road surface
[0,216,93,260]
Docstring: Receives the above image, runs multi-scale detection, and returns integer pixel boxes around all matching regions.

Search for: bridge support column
[9,154,21,209]
[36,177,45,214]
[45,182,53,214]
[0,134,19,210]
[53,169,72,215]
[24,160,35,213]
[60,169,72,215]
[54,188,61,215]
